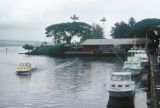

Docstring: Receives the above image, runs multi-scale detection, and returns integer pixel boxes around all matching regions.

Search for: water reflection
[16,74,31,85]
[107,96,134,108]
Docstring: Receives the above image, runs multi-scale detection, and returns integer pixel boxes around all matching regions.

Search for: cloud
[0,0,160,41]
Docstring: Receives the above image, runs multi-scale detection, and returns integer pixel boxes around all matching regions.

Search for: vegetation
[30,17,160,56]
[31,45,67,56]
[45,22,92,45]
[111,18,160,53]
[110,17,136,38]
[126,18,160,42]
[81,23,104,42]
[22,44,34,52]
[111,18,160,43]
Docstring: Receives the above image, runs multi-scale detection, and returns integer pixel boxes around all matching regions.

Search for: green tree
[127,18,160,42]
[111,21,130,38]
[91,24,104,39]
[45,22,92,45]
[110,17,136,38]
[128,17,136,26]
[70,14,79,22]
[22,44,34,52]
[80,24,104,42]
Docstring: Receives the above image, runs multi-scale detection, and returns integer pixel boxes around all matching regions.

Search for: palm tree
[70,14,79,22]
[100,17,106,25]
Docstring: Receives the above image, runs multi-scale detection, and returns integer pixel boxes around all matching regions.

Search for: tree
[128,17,136,27]
[126,18,160,53]
[70,14,79,22]
[80,24,104,42]
[110,21,130,38]
[45,22,92,45]
[100,17,106,25]
[127,18,160,42]
[41,42,47,47]
[91,24,104,39]
[110,17,136,38]
[23,44,34,52]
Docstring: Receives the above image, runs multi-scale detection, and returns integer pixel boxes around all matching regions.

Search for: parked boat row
[108,47,148,97]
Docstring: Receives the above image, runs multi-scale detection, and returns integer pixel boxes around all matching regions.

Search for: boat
[123,58,142,70]
[128,48,148,67]
[16,63,32,74]
[123,48,144,72]
[108,72,135,97]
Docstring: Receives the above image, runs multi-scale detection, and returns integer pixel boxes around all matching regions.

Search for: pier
[147,55,160,108]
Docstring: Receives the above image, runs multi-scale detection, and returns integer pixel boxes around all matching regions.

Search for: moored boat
[127,48,148,67]
[108,72,135,97]
[123,48,145,74]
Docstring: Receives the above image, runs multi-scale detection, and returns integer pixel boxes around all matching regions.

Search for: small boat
[108,72,135,97]
[16,63,32,74]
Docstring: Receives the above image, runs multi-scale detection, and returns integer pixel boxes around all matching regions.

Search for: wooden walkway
[148,56,159,108]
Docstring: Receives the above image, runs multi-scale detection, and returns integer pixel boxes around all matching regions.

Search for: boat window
[112,75,131,81]
[112,75,124,81]
[132,63,138,65]
[124,75,131,81]
[19,63,24,66]
[127,52,134,56]
[25,63,31,67]
[111,85,115,87]
[118,85,122,87]
[125,85,129,87]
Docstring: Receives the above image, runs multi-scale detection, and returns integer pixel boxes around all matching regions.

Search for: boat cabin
[111,72,132,82]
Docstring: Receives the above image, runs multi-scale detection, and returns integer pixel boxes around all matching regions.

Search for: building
[81,38,152,53]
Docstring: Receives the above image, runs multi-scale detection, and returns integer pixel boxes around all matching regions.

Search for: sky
[0,0,160,41]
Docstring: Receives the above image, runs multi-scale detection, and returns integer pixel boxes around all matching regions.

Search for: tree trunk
[66,36,71,45]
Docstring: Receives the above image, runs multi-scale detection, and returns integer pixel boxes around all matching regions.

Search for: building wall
[82,46,96,52]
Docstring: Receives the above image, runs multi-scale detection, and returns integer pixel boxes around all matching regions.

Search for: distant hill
[0,40,43,47]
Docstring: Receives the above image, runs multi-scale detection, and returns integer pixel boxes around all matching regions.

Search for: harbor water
[0,47,147,108]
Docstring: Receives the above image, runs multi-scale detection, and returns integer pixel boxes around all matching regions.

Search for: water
[0,47,147,108]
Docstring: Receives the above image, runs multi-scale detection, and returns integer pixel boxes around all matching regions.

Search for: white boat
[16,63,32,74]
[128,48,148,67]
[123,58,142,70]
[108,72,135,97]
[123,48,144,72]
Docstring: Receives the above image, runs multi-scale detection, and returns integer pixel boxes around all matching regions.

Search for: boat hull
[140,61,148,67]
[108,90,135,97]
[16,71,31,75]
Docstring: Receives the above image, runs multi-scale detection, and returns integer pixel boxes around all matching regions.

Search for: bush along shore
[23,43,82,57]
[29,45,67,56]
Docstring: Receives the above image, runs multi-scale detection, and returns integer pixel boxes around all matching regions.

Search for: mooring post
[5,48,7,54]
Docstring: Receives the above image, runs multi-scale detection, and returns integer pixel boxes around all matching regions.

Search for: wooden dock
[147,56,159,108]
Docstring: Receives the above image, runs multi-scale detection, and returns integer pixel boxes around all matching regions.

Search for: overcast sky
[0,0,160,41]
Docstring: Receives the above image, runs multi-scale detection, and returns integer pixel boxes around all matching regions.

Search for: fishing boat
[16,63,32,74]
[108,72,135,97]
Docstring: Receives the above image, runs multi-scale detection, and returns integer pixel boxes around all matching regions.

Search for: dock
[147,55,160,108]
